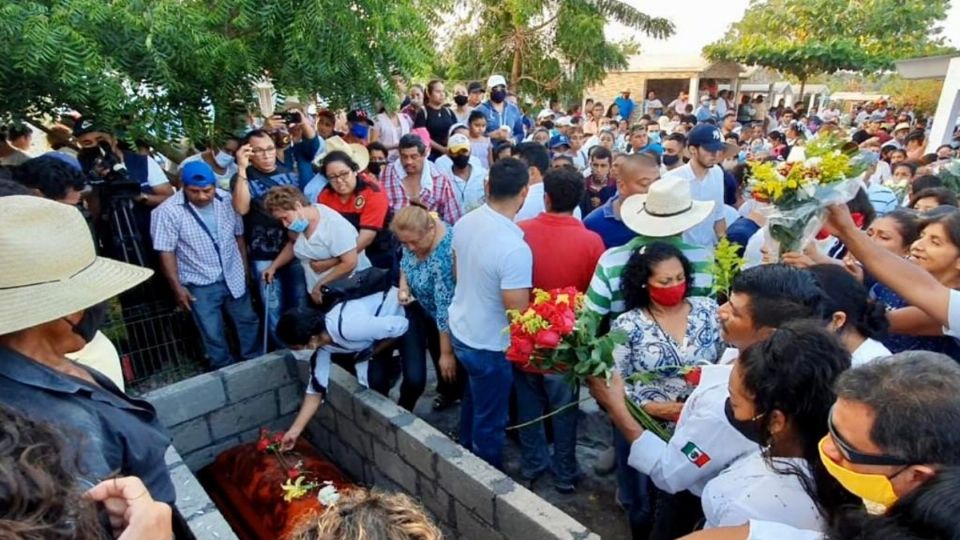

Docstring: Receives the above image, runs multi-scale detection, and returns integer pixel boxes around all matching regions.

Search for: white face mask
[214,150,235,168]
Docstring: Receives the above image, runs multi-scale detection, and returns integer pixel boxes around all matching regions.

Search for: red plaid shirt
[381,160,463,224]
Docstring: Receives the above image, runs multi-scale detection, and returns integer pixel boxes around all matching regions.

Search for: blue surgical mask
[288,216,309,233]
[738,150,748,162]
[648,132,661,144]
[351,123,369,140]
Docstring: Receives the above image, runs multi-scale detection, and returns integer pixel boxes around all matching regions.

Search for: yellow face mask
[818,436,901,513]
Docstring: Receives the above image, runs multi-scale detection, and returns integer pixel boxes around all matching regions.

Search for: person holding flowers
[611,242,723,539]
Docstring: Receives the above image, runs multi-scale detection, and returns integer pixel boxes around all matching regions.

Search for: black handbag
[319,267,392,311]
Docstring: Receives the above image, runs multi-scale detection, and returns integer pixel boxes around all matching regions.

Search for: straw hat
[0,196,153,334]
[620,176,715,238]
[314,136,369,172]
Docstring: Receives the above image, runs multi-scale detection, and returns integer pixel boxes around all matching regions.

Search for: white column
[927,57,960,153]
[689,76,700,101]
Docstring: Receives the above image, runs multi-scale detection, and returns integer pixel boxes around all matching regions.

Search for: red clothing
[518,213,605,293]
[316,175,389,232]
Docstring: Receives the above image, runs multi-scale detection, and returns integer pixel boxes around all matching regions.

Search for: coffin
[200,438,354,540]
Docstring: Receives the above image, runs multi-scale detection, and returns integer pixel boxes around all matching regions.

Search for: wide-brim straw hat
[0,196,153,334]
[620,176,715,238]
[314,136,369,172]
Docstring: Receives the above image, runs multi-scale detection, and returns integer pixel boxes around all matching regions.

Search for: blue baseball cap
[180,161,216,187]
[549,134,571,149]
[687,124,727,152]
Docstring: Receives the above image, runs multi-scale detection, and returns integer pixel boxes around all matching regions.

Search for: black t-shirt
[415,105,457,161]
[232,165,300,261]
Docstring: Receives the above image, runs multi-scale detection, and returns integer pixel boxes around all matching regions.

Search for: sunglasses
[827,407,910,467]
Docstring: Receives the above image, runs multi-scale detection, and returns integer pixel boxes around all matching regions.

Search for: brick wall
[147,352,598,540]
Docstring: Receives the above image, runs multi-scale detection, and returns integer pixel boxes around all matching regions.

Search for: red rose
[683,367,702,387]
[507,335,535,363]
[287,467,301,479]
[534,329,561,349]
[257,438,270,452]
[259,427,268,438]
[273,433,284,444]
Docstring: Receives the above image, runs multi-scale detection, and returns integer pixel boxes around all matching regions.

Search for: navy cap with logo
[687,124,726,152]
[346,109,374,126]
[549,134,571,149]
[72,118,112,137]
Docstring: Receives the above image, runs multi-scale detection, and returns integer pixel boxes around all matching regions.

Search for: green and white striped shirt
[585,235,714,317]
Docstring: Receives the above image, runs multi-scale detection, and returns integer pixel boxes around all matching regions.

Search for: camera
[280,111,302,124]
[77,141,142,199]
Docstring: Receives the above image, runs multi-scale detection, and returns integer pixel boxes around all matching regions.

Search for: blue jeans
[251,259,307,350]
[615,429,655,532]
[186,281,261,369]
[452,336,513,470]
[513,369,581,486]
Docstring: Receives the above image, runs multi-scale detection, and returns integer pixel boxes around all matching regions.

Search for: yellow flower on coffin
[281,476,310,502]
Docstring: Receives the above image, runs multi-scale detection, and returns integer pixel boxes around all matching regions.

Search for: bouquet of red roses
[506,287,625,381]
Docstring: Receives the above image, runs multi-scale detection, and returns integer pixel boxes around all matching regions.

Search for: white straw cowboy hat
[620,176,715,238]
[313,135,369,172]
[0,196,153,334]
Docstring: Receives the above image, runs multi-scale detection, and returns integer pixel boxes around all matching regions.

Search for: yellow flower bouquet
[747,135,868,257]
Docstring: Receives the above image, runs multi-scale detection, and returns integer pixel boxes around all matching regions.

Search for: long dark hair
[738,320,857,523]
[809,264,889,340]
[621,242,694,311]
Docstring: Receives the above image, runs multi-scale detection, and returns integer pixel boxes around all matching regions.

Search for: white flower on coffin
[787,146,806,163]
[317,481,341,506]
[804,156,823,169]
[800,181,818,200]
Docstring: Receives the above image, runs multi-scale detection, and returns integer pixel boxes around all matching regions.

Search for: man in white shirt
[514,142,581,221]
[587,265,828,539]
[440,133,487,213]
[664,124,728,250]
[448,157,533,469]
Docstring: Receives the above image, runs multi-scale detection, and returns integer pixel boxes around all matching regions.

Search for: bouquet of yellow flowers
[748,135,868,257]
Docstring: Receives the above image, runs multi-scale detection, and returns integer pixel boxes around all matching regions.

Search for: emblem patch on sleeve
[681,441,711,468]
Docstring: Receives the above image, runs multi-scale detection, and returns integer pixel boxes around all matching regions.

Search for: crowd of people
[1,72,960,540]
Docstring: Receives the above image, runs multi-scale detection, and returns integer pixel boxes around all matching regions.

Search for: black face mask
[453,95,469,107]
[451,154,471,169]
[662,154,680,167]
[724,398,766,444]
[368,161,386,176]
[67,302,109,344]
[542,121,555,130]
[491,89,507,104]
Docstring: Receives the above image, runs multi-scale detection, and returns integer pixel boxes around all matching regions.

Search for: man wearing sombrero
[0,196,175,506]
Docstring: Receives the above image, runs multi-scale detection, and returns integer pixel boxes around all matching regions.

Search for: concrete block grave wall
[146,352,598,540]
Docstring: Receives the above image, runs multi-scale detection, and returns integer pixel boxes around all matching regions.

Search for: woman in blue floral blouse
[391,203,465,411]
[610,242,722,534]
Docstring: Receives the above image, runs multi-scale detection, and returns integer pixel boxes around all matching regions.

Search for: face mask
[453,95,469,107]
[738,150,748,162]
[67,302,108,344]
[491,89,507,104]
[451,154,471,169]
[368,161,386,176]
[647,281,686,307]
[724,397,766,444]
[818,436,901,512]
[648,132,661,144]
[288,213,309,233]
[214,150,235,168]
[351,123,369,140]
[662,154,680,167]
[290,349,315,362]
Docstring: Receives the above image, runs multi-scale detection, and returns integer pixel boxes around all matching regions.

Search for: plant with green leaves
[707,237,747,302]
[704,0,953,98]
[441,0,673,104]
[0,0,440,143]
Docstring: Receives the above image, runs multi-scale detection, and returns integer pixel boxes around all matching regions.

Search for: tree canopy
[704,0,953,95]
[0,0,441,142]
[441,0,673,106]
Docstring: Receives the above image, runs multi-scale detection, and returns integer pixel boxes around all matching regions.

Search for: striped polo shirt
[585,234,714,317]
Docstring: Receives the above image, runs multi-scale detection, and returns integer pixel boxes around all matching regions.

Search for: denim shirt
[475,100,525,143]
[0,347,175,504]
[280,134,323,189]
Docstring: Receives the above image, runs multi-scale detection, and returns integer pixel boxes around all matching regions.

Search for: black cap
[346,109,374,126]
[467,81,485,94]
[72,118,112,137]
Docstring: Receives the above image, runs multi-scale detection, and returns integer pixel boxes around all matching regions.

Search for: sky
[607,0,960,56]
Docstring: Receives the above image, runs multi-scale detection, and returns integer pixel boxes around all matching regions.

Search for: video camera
[76,141,142,199]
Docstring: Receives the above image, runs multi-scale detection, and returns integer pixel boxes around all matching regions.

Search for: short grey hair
[834,351,960,465]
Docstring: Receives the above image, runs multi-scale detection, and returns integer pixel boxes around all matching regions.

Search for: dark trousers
[398,303,465,410]
[650,490,704,540]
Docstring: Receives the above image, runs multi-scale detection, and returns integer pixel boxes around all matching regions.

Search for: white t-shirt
[851,338,892,367]
[448,204,532,351]
[293,204,372,292]
[665,164,725,249]
[515,182,582,222]
[179,153,238,191]
[701,450,823,530]
[723,204,741,228]
[945,289,960,339]
[748,520,823,540]
[374,112,412,161]
[447,164,488,215]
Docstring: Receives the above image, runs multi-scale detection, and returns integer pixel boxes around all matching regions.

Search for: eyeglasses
[827,407,911,466]
[251,146,277,156]
[327,171,353,183]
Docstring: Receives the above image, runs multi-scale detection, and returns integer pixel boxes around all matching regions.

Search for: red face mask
[648,282,687,307]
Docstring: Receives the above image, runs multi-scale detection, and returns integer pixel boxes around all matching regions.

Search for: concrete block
[418,475,454,524]
[330,436,365,483]
[220,353,293,402]
[277,382,303,416]
[454,502,503,540]
[436,451,512,525]
[146,372,226,427]
[353,390,409,449]
[208,392,278,440]
[170,464,213,519]
[372,440,417,490]
[315,399,338,431]
[396,419,441,478]
[337,418,372,458]
[169,417,213,455]
[305,418,335,457]
[496,486,593,540]
[182,436,240,472]
[186,510,239,540]
[165,445,184,468]
[326,365,363,416]
[369,466,404,493]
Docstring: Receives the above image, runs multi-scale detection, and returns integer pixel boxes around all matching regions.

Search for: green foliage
[880,77,944,115]
[704,0,953,87]
[0,0,440,142]
[442,0,673,104]
[707,237,746,301]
